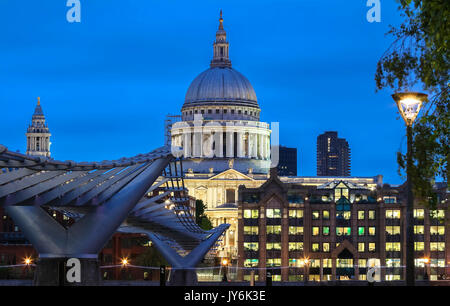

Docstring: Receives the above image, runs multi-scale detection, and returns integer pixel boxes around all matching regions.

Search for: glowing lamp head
[24,257,32,265]
[423,258,430,264]
[121,258,129,266]
[392,92,427,126]
[222,259,228,266]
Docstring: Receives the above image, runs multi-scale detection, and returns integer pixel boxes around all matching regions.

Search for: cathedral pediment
[208,169,254,181]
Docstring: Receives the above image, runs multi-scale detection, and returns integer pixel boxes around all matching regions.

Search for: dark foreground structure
[0,144,228,285]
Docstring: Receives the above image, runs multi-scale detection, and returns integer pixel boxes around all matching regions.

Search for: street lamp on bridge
[23,257,32,266]
[392,92,428,286]
[121,257,130,267]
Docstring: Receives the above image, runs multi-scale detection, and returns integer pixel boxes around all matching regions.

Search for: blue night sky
[0,1,410,184]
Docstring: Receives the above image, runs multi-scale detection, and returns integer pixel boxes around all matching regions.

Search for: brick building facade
[237,169,449,282]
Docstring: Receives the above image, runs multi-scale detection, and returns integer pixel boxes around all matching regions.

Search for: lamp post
[301,258,310,284]
[392,92,427,286]
[121,257,129,280]
[422,257,430,281]
[221,258,228,282]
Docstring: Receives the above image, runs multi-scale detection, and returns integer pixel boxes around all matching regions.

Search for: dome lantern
[211,10,231,68]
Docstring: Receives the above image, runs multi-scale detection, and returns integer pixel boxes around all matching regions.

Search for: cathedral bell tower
[26,97,51,157]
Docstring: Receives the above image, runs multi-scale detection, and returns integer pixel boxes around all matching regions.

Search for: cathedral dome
[183,67,258,108]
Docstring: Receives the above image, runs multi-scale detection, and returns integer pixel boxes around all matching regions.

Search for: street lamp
[221,258,228,282]
[23,257,32,266]
[121,257,129,267]
[392,92,428,286]
[300,258,310,284]
[422,257,430,280]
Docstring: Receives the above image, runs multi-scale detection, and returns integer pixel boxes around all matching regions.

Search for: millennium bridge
[0,144,229,285]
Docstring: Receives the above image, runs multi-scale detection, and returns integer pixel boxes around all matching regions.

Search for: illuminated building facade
[237,169,449,282]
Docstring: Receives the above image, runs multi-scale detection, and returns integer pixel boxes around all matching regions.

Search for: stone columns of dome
[183,132,191,158]
[258,133,264,159]
[266,135,271,160]
[251,133,258,158]
[261,134,266,160]
[226,131,234,158]
[215,130,223,157]
[193,127,202,157]
[237,131,244,158]
[245,132,250,158]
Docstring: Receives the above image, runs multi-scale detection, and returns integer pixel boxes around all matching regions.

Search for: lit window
[244,209,259,219]
[368,243,376,252]
[368,210,376,220]
[288,226,303,235]
[430,259,445,268]
[385,275,401,281]
[267,242,282,250]
[288,242,303,251]
[336,227,351,236]
[368,227,376,236]
[323,243,330,252]
[386,242,401,252]
[383,196,397,204]
[310,259,321,268]
[266,209,281,219]
[267,225,281,235]
[311,243,320,252]
[312,227,320,236]
[244,242,259,251]
[288,209,303,219]
[386,210,401,219]
[414,209,425,219]
[289,259,301,267]
[337,258,353,268]
[358,227,365,236]
[272,275,282,281]
[244,259,259,267]
[386,258,401,267]
[266,258,281,267]
[358,243,365,252]
[323,226,330,236]
[414,258,425,268]
[430,242,445,252]
[322,210,330,220]
[322,259,332,268]
[358,259,367,267]
[312,210,320,220]
[243,226,259,235]
[414,225,424,235]
[430,226,445,236]
[386,226,401,235]
[358,210,365,220]
[414,242,424,251]
[430,210,445,220]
